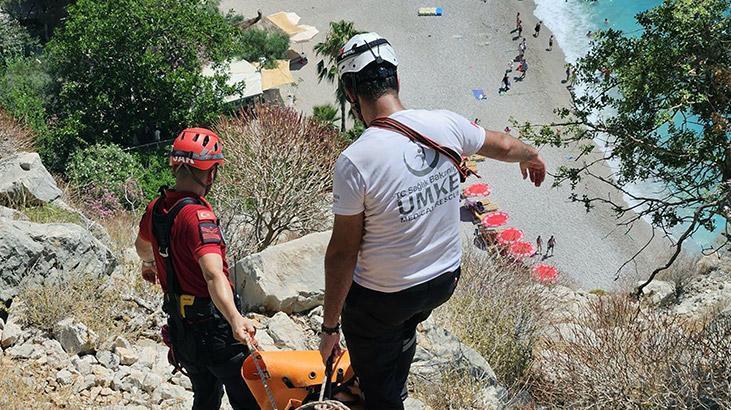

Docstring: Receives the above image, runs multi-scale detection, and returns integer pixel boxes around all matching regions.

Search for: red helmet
[170,127,224,170]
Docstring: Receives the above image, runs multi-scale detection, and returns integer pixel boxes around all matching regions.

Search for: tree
[43,0,242,169]
[518,0,730,293]
[314,20,360,132]
[1,0,74,41]
[236,28,290,69]
[212,105,343,257]
[312,104,340,129]
[0,10,38,64]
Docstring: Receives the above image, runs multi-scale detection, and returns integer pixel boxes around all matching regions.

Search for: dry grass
[412,367,493,410]
[0,108,35,158]
[436,245,549,395]
[0,358,77,410]
[530,295,731,409]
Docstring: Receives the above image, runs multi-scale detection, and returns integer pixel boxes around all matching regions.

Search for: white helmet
[337,32,398,78]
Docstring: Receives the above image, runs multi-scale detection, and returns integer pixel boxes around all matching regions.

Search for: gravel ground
[220,0,670,291]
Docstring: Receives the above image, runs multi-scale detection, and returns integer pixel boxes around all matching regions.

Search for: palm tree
[312,104,341,129]
[314,20,360,132]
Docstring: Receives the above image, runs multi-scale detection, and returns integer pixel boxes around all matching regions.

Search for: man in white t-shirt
[318,33,546,409]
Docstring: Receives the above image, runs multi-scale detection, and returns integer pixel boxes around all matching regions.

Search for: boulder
[0,220,116,301]
[6,342,34,359]
[1,319,23,348]
[404,397,429,410]
[673,269,731,317]
[54,318,98,356]
[235,231,330,314]
[0,152,62,206]
[637,280,676,306]
[266,312,308,350]
[115,346,138,366]
[96,350,120,370]
[412,316,496,384]
[151,383,189,403]
[0,205,27,220]
[56,369,74,385]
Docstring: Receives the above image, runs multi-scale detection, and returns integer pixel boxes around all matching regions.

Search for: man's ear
[396,74,400,92]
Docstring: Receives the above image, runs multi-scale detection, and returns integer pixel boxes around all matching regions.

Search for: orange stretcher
[242,350,361,410]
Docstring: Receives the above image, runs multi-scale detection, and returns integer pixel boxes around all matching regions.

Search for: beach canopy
[509,241,535,258]
[201,60,262,103]
[266,12,319,43]
[532,263,559,283]
[260,60,295,90]
[481,211,509,228]
[497,227,524,245]
[472,89,486,100]
[463,183,491,197]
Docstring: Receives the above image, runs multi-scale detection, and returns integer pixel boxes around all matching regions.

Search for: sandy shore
[220,0,670,291]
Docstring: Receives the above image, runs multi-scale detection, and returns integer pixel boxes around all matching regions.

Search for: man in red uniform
[134,127,258,409]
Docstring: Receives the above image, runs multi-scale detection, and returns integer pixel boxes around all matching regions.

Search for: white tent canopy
[202,60,262,103]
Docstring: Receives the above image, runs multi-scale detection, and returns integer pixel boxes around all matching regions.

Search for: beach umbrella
[481,211,509,228]
[509,241,535,259]
[532,263,559,283]
[463,183,491,197]
[497,227,524,245]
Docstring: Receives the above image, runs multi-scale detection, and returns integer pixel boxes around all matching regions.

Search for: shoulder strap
[151,188,204,295]
[369,117,480,182]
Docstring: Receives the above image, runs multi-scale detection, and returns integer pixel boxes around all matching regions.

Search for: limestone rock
[266,312,308,350]
[56,369,73,385]
[0,152,62,206]
[1,319,23,348]
[142,373,162,393]
[54,318,98,356]
[6,342,34,359]
[112,336,132,351]
[637,280,676,306]
[673,269,731,317]
[96,350,120,370]
[0,205,27,220]
[235,231,330,314]
[404,397,429,410]
[115,346,138,366]
[0,220,116,301]
[151,383,189,403]
[412,316,496,383]
[71,354,97,376]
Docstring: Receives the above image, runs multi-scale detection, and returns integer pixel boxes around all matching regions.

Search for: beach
[220,0,670,291]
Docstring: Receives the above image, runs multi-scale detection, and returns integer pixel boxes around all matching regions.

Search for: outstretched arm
[478,130,546,187]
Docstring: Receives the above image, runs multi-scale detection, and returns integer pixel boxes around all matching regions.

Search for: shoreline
[220,0,670,291]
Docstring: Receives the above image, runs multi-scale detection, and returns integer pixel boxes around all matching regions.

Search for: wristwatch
[320,323,340,335]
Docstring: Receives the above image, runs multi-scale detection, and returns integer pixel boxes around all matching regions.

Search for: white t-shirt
[332,109,486,292]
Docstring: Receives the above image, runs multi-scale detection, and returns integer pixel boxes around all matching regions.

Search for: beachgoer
[135,128,259,409]
[536,235,543,254]
[320,32,546,409]
[565,65,571,82]
[516,12,521,29]
[547,235,556,256]
[520,38,527,52]
[520,59,528,79]
[504,126,511,133]
[604,18,609,25]
[586,30,593,38]
[517,22,523,38]
[502,71,511,91]
[507,60,513,72]
[533,21,542,37]
[474,118,481,125]
[548,34,554,51]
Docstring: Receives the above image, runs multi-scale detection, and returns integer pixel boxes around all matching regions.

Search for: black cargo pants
[342,268,461,410]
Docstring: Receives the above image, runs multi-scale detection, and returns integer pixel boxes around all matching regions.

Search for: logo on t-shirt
[403,145,439,177]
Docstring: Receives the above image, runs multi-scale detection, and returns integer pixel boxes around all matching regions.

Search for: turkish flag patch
[198,221,222,244]
[196,209,215,221]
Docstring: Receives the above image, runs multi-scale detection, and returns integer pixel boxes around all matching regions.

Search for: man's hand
[319,332,342,364]
[141,261,157,284]
[231,315,257,345]
[519,155,546,187]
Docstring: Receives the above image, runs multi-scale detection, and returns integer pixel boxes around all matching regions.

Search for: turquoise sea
[533,0,722,251]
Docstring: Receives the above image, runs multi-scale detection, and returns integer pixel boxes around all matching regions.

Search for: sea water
[534,0,723,251]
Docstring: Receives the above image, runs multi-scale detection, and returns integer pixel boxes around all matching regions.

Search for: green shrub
[67,143,143,206]
[21,203,82,225]
[0,11,38,64]
[0,56,50,133]
[236,28,290,69]
[134,148,175,200]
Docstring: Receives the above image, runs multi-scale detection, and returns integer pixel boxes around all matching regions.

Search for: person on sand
[520,59,528,79]
[517,22,523,38]
[547,235,556,256]
[135,128,258,410]
[548,34,554,51]
[516,12,521,30]
[564,65,571,83]
[502,71,511,91]
[319,32,546,410]
[533,21,542,37]
[536,235,543,255]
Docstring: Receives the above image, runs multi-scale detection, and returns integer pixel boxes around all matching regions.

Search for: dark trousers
[182,350,258,410]
[342,268,461,410]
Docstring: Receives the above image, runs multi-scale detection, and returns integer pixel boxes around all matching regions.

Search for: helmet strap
[176,164,216,195]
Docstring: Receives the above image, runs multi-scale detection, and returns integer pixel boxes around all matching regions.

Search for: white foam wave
[533,0,597,64]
